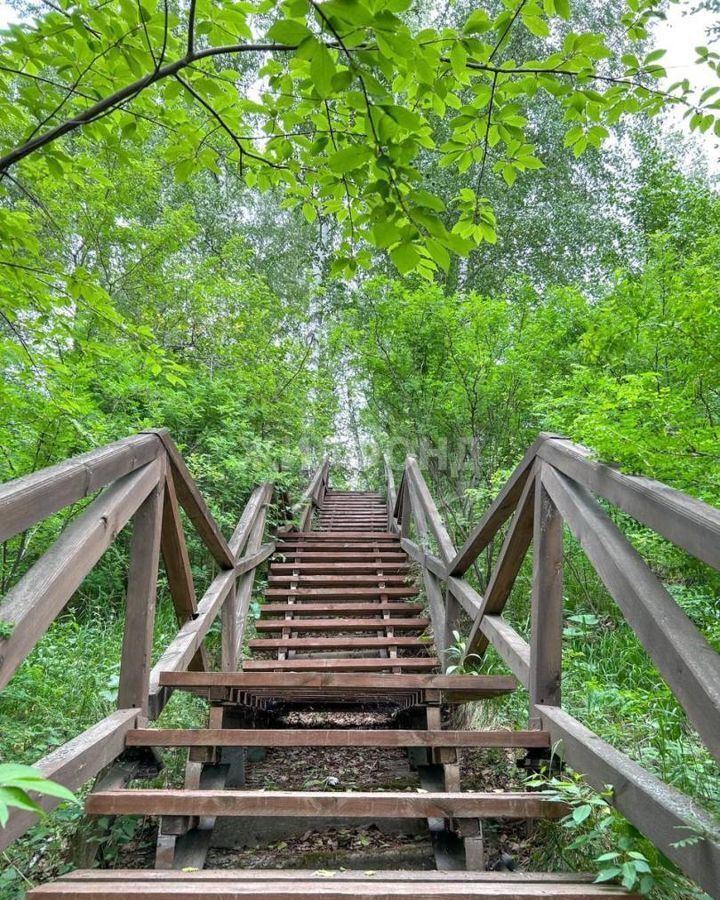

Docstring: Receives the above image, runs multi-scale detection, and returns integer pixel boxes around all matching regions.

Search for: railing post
[118,462,165,715]
[529,464,564,728]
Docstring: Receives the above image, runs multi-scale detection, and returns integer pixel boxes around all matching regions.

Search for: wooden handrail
[538,437,720,570]
[291,456,330,531]
[0,432,162,543]
[382,453,397,533]
[389,435,720,894]
[0,432,279,849]
[148,430,235,569]
[0,458,164,691]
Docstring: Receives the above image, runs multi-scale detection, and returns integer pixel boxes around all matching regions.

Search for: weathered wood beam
[538,704,720,897]
[147,430,234,569]
[160,470,207,671]
[86,790,567,820]
[538,437,720,570]
[383,453,398,532]
[126,729,550,749]
[148,540,270,716]
[118,476,165,713]
[0,709,138,851]
[542,464,720,763]
[158,671,516,694]
[231,485,272,663]
[448,436,552,575]
[405,457,456,564]
[479,615,531,687]
[0,459,162,691]
[466,468,536,655]
[0,433,161,543]
[529,470,563,724]
[401,537,447,579]
[446,576,482,618]
[149,568,235,715]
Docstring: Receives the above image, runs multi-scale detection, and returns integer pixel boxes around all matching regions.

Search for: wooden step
[255,618,430,631]
[265,587,418,599]
[27,869,641,898]
[248,636,430,650]
[272,552,408,562]
[248,636,432,651]
[268,574,413,586]
[269,563,410,573]
[259,603,425,616]
[243,658,440,672]
[126,728,550,749]
[86,789,568,820]
[277,532,399,541]
[276,544,407,559]
[158,672,516,702]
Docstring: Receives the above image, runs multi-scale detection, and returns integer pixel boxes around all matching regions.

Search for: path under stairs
[30,491,637,898]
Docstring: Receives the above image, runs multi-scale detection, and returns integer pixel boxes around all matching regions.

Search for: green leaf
[463,9,492,33]
[594,867,622,883]
[390,243,420,274]
[328,144,373,174]
[0,786,44,815]
[267,19,313,44]
[310,41,336,98]
[572,804,592,823]
[426,238,450,273]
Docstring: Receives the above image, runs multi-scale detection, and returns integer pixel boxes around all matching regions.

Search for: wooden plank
[41,869,608,883]
[231,485,272,663]
[466,468,536,655]
[27,874,640,899]
[243,658,440,672]
[268,574,412,585]
[276,549,406,558]
[236,542,274,575]
[529,470,563,723]
[0,709,138,851]
[86,790,567,820]
[127,729,550,749]
[269,563,409,573]
[449,436,550,576]
[446,577,482,618]
[423,569,450,666]
[220,582,239,673]
[542,465,720,763]
[277,531,399,541]
[118,476,165,712]
[148,569,235,714]
[259,602,424,615]
[148,430,235,569]
[405,457,456,563]
[265,587,418,599]
[538,436,720,570]
[160,469,206,672]
[401,538,447,579]
[478,615,531,687]
[228,484,272,559]
[248,636,430,650]
[148,493,272,713]
[537,704,720,897]
[0,433,161,543]
[0,459,162,691]
[159,671,516,694]
[255,618,430,631]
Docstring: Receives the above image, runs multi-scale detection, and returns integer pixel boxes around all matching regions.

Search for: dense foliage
[0,0,719,896]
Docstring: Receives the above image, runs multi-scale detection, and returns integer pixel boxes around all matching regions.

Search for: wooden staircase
[29,488,637,898]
